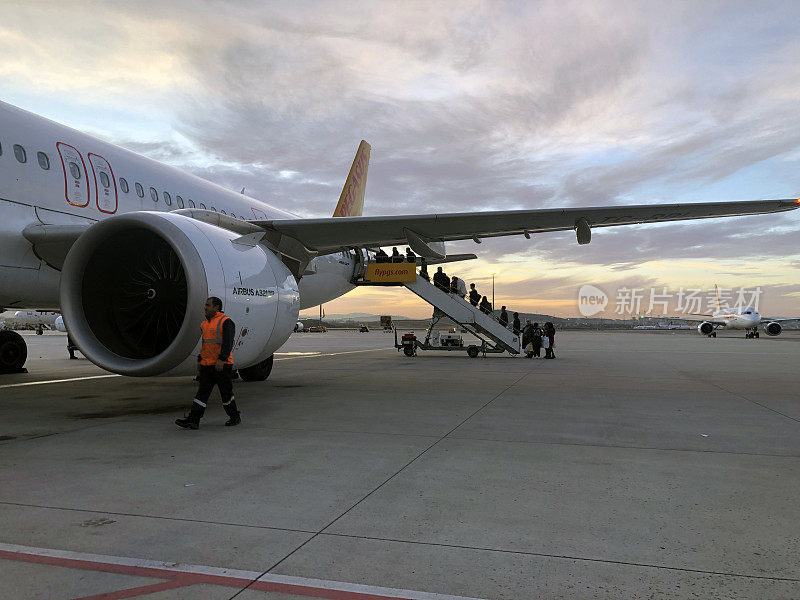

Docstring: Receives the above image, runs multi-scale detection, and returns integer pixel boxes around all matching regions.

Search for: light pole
[488,269,499,309]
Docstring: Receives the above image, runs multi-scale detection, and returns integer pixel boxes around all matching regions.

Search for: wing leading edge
[250,199,798,256]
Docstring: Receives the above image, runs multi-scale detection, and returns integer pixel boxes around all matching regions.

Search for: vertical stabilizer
[714,284,722,312]
[332,140,370,217]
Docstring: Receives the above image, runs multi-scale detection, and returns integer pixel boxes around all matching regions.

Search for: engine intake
[697,321,714,335]
[764,322,782,336]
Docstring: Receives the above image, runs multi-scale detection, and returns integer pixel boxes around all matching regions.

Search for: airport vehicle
[293,322,304,332]
[359,324,369,332]
[680,286,799,338]
[0,100,797,376]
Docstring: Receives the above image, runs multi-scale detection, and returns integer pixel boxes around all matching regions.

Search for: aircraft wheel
[712,332,716,338]
[238,355,274,381]
[755,332,759,338]
[467,345,479,358]
[0,330,27,373]
[403,345,415,357]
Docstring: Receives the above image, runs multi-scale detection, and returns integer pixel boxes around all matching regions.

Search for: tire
[403,345,415,357]
[467,345,479,358]
[755,332,759,338]
[238,355,274,381]
[0,330,27,373]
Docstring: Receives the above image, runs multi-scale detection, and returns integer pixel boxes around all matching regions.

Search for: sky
[2,0,799,318]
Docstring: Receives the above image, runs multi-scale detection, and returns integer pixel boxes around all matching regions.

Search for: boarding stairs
[403,278,520,355]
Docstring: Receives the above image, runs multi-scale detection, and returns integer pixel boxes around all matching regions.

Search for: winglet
[332,140,370,217]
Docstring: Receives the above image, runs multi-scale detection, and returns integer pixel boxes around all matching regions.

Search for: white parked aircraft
[0,101,797,376]
[0,310,60,331]
[691,286,799,338]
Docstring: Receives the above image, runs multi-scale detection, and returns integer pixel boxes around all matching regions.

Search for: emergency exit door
[57,142,90,207]
[88,153,118,214]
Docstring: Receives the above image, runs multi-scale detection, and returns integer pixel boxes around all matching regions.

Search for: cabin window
[150,187,158,202]
[37,151,50,170]
[199,202,206,209]
[187,199,195,208]
[69,162,82,179]
[210,206,217,212]
[176,195,184,209]
[220,209,227,215]
[99,171,110,188]
[119,178,129,193]
[163,191,172,206]
[13,144,26,163]
[135,182,144,197]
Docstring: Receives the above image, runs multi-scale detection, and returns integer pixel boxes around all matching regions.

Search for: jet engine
[764,322,782,336]
[60,212,299,377]
[697,321,714,335]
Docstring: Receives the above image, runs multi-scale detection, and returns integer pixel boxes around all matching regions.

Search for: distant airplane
[0,310,60,333]
[686,286,799,338]
[0,100,797,375]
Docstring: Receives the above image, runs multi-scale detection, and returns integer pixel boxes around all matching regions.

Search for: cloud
[1,0,799,316]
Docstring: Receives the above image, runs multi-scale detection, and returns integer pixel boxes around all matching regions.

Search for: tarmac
[0,329,798,599]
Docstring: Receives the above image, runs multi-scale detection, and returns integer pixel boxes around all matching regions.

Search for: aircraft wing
[251,199,798,256]
[760,317,800,323]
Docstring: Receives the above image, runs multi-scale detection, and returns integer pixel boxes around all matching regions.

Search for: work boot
[175,402,204,429]
[224,413,241,426]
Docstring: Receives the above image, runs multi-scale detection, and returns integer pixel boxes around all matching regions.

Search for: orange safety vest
[200,312,234,366]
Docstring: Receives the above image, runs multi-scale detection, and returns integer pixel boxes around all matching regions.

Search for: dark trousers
[189,364,238,421]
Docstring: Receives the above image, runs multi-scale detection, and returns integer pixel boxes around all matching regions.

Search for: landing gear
[0,330,28,373]
[35,325,44,335]
[238,354,274,382]
[708,332,716,338]
[745,329,760,339]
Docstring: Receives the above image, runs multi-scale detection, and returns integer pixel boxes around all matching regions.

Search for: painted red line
[0,549,416,600]
[73,579,191,600]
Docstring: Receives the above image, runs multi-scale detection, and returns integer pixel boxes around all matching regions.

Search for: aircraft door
[57,143,91,207]
[88,153,118,214]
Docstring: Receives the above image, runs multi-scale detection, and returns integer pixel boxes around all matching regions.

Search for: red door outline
[88,152,118,214]
[56,142,91,208]
[251,207,267,220]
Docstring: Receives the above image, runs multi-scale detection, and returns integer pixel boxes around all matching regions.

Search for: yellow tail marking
[332,140,370,217]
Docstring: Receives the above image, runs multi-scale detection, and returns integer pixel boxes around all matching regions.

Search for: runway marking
[0,542,485,600]
[274,348,388,361]
[0,374,120,389]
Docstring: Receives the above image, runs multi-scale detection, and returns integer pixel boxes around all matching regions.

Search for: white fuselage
[709,307,761,330]
[0,101,355,312]
[0,310,60,327]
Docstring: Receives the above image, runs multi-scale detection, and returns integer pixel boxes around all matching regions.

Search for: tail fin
[332,140,370,217]
[714,284,722,312]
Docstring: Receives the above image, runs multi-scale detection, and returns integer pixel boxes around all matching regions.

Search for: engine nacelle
[54,315,67,332]
[697,321,714,335]
[60,212,299,376]
[764,322,782,336]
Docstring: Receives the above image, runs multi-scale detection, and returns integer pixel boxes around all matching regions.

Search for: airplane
[689,286,799,338]
[0,100,797,377]
[0,310,60,333]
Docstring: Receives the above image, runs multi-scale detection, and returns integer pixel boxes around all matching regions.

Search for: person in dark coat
[391,247,403,262]
[512,312,521,335]
[468,283,481,306]
[433,267,450,291]
[374,248,389,263]
[479,296,492,314]
[405,247,416,263]
[499,306,509,328]
[522,319,534,358]
[532,322,543,358]
[419,258,430,281]
[544,322,556,359]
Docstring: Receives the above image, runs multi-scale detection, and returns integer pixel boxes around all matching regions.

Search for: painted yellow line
[0,374,121,389]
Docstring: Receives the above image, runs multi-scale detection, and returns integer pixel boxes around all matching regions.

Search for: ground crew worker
[176,297,241,429]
